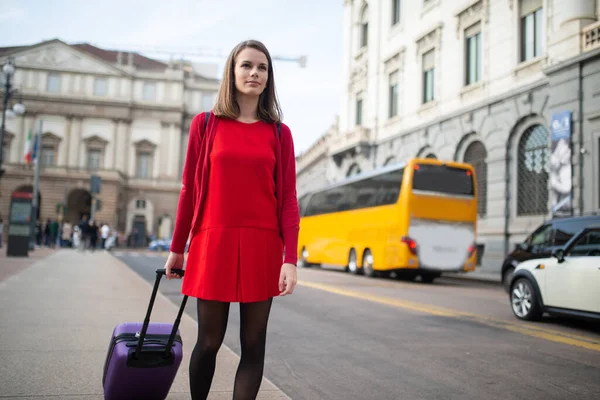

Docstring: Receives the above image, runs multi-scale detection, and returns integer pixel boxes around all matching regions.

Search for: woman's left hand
[279,263,297,296]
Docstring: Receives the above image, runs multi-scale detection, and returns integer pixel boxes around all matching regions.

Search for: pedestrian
[78,215,90,251]
[89,220,99,251]
[164,39,300,399]
[100,222,110,249]
[61,220,73,247]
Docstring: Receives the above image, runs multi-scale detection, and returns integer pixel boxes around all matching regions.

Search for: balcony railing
[328,126,371,157]
[582,21,600,53]
[5,163,126,181]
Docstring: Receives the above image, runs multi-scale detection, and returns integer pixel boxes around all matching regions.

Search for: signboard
[549,111,573,215]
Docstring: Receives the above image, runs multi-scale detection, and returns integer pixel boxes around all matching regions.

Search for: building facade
[0,39,220,245]
[296,0,600,271]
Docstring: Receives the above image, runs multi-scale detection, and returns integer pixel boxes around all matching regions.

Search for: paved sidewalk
[0,249,290,399]
[0,246,57,282]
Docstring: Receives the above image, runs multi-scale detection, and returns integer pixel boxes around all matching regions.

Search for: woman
[164,39,300,399]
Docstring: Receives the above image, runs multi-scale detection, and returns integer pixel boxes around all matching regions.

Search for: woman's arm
[279,124,300,265]
[170,113,205,254]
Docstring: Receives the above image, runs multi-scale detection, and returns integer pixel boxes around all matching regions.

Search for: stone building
[296,0,600,272]
[0,39,220,245]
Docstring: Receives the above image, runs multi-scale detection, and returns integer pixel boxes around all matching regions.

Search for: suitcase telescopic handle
[134,268,188,360]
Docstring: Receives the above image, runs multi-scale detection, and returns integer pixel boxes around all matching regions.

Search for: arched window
[464,141,488,216]
[383,156,396,166]
[359,5,369,48]
[347,163,362,177]
[517,124,549,216]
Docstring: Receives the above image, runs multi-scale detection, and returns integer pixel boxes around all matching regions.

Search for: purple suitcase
[102,268,188,400]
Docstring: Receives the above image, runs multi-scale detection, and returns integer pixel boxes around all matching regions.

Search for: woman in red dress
[164,39,300,399]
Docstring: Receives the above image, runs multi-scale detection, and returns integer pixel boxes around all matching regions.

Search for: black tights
[189,298,273,400]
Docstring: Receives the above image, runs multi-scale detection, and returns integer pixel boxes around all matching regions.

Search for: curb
[441,271,501,284]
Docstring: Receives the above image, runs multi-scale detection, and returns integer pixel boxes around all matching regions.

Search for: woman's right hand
[165,252,185,280]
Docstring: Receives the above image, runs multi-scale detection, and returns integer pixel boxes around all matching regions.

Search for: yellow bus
[297,157,478,283]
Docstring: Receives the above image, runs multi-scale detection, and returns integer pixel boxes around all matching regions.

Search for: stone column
[106,118,118,170]
[549,0,597,59]
[554,0,596,27]
[169,123,181,178]
[159,122,169,178]
[124,121,133,177]
[60,115,72,166]
[68,118,82,169]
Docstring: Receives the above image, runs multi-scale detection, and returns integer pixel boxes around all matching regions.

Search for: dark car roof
[550,214,600,224]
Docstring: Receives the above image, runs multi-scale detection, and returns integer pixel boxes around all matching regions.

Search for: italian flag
[24,129,32,164]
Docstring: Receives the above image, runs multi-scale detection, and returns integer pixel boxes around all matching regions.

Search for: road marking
[298,280,600,353]
[299,280,466,318]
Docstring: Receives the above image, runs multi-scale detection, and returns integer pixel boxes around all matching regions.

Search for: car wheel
[503,266,515,293]
[510,278,542,321]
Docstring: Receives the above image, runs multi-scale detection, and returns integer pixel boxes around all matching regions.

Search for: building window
[94,77,108,96]
[520,0,544,62]
[465,23,482,85]
[41,146,55,167]
[87,149,102,170]
[355,94,363,126]
[464,141,488,216]
[388,70,399,118]
[422,50,435,103]
[392,0,401,26]
[360,6,369,48]
[136,199,146,209]
[517,124,549,216]
[136,152,152,178]
[143,82,156,101]
[47,73,61,93]
[347,163,362,177]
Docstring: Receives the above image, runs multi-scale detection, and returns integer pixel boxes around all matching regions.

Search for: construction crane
[91,42,307,68]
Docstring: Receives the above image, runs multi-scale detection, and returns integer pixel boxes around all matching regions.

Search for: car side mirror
[553,249,565,263]
[515,242,529,252]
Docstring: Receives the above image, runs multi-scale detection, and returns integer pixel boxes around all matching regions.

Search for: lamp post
[0,57,26,179]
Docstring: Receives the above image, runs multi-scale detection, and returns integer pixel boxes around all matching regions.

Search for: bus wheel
[421,273,440,284]
[299,247,311,268]
[347,249,360,274]
[362,249,376,278]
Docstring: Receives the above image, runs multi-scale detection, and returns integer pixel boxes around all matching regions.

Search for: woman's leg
[189,298,230,400]
[233,298,273,400]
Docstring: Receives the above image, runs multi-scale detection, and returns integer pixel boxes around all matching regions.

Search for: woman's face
[234,47,269,97]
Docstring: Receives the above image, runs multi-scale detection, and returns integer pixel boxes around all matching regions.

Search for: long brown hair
[213,40,283,123]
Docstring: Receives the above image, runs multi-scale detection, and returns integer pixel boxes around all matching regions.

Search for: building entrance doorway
[66,189,92,225]
[131,215,147,248]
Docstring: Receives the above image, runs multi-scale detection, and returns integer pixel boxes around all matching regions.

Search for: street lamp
[1,57,27,179]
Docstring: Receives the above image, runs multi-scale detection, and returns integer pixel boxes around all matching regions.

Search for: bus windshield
[412,164,474,196]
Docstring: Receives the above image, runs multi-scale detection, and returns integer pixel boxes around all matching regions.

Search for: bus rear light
[467,242,476,256]
[401,236,417,255]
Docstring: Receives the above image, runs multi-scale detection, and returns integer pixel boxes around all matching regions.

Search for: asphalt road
[114,250,600,400]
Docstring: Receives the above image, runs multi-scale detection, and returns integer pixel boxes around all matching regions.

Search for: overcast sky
[0,0,343,154]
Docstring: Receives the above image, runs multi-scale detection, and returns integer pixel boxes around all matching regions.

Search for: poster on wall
[549,111,573,215]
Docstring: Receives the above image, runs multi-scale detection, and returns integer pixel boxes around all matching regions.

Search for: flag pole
[28,120,42,250]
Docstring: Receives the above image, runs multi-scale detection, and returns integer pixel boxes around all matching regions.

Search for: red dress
[181,119,284,303]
